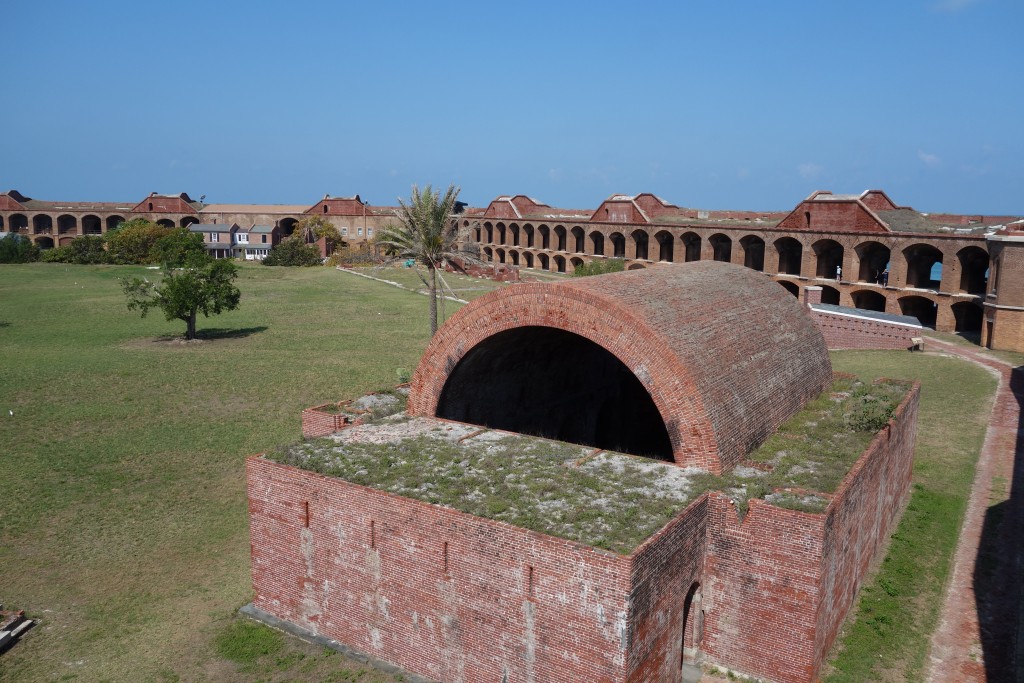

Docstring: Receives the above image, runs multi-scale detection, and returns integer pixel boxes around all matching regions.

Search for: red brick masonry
[810,307,921,350]
[248,383,918,683]
[409,263,832,473]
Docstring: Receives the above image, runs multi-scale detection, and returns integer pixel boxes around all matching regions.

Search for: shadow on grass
[195,326,268,340]
[973,365,1024,682]
[0,321,10,328]
[150,326,269,344]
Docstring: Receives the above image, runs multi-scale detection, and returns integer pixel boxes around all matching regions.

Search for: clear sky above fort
[1,0,1021,214]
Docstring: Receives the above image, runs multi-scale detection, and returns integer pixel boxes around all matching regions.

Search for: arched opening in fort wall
[436,326,674,460]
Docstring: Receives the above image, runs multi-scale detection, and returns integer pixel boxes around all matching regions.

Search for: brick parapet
[701,381,919,683]
[814,381,919,663]
[625,495,709,681]
[809,308,921,350]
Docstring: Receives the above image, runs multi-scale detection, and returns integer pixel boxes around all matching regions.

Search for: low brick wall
[300,403,361,439]
[811,308,920,350]
[703,382,920,683]
[813,380,920,668]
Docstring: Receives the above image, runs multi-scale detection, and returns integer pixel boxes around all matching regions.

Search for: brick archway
[409,261,831,473]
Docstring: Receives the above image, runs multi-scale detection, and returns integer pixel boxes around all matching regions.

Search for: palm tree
[378,184,464,336]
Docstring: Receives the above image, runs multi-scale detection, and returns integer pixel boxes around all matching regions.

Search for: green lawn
[0,263,999,682]
[346,264,506,301]
[0,263,423,682]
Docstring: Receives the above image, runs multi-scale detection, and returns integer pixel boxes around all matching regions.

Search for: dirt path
[923,338,1022,683]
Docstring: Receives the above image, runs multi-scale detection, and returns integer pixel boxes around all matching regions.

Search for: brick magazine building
[247,263,921,683]
[2,186,1023,350]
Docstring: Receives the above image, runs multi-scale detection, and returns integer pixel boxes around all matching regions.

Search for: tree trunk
[186,312,197,340]
[429,265,438,336]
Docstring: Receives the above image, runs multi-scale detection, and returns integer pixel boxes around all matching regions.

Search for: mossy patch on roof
[267,419,702,555]
[690,376,910,515]
[269,376,909,552]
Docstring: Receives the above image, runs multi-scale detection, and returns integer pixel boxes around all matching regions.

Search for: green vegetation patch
[216,620,284,663]
[691,376,909,515]
[268,419,700,555]
[269,377,907,551]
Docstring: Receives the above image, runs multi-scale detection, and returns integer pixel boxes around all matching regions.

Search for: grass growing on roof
[270,376,909,550]
[687,376,909,516]
[270,427,698,555]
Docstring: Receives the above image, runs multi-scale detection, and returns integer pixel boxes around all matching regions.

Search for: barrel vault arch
[409,262,831,473]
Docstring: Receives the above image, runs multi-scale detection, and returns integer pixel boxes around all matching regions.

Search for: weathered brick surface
[810,310,919,350]
[248,457,635,683]
[777,199,888,234]
[626,497,709,681]
[702,382,919,683]
[250,381,918,683]
[300,405,359,438]
[130,192,197,213]
[984,235,1024,351]
[814,381,919,665]
[409,262,832,473]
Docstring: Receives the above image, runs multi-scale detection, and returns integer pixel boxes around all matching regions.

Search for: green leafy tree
[122,257,241,340]
[0,234,40,263]
[378,184,465,336]
[42,235,109,264]
[294,215,344,251]
[571,258,625,277]
[106,218,173,264]
[262,239,323,266]
[152,228,207,268]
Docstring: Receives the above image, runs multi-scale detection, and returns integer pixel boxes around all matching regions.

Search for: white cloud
[798,162,823,180]
[960,163,992,176]
[918,150,941,167]
[933,0,980,11]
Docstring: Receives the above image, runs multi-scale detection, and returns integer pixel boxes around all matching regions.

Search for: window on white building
[237,233,248,243]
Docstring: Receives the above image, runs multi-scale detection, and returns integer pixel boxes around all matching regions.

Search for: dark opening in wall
[435,326,673,460]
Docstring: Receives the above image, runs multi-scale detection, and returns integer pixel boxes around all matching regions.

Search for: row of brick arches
[2,213,303,246]
[478,230,989,296]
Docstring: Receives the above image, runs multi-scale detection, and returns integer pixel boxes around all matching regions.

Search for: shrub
[846,387,897,432]
[571,258,625,277]
[327,242,384,267]
[262,239,323,266]
[0,234,40,263]
[41,235,109,264]
[105,218,173,264]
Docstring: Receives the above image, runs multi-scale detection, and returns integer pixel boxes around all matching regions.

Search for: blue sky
[1,0,1021,213]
